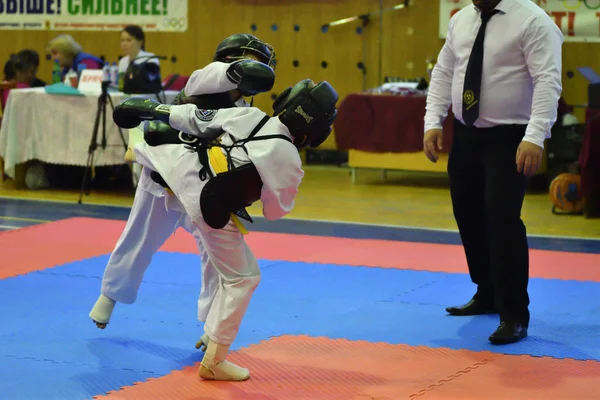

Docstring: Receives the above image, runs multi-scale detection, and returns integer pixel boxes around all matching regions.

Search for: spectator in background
[16,49,46,87]
[118,25,159,79]
[2,54,33,106]
[46,34,104,80]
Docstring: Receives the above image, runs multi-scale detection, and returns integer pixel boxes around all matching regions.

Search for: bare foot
[195,334,208,351]
[93,320,107,329]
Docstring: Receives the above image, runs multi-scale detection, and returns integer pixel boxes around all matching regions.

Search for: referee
[423,0,563,344]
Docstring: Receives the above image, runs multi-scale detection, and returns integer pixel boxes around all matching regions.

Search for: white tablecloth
[0,87,178,178]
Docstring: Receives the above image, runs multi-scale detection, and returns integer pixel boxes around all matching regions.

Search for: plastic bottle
[51,60,61,84]
[110,62,119,86]
[101,62,110,82]
[118,72,125,91]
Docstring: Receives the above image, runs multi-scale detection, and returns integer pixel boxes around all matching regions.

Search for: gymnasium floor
[1,166,599,400]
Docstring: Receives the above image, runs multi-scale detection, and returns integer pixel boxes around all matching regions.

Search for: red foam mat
[0,219,124,279]
[1,217,599,282]
[95,335,599,400]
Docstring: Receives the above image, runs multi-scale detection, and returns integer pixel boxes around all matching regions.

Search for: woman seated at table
[2,54,34,107]
[118,25,159,82]
[46,34,104,80]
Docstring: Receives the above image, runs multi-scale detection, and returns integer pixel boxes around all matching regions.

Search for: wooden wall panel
[0,0,596,150]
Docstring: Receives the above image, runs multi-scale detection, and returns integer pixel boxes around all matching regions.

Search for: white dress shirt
[425,0,564,148]
[118,50,159,74]
[169,105,304,221]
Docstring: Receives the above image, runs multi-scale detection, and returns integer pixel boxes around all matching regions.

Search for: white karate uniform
[99,62,247,324]
[131,105,304,344]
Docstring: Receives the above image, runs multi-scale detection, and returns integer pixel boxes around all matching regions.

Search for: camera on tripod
[77,55,173,203]
[78,62,128,204]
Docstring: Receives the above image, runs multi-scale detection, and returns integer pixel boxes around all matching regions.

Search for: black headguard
[213,33,276,69]
[272,79,338,148]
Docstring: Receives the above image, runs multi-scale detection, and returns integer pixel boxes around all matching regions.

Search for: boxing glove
[173,90,237,109]
[143,120,189,146]
[226,59,275,97]
[113,97,171,129]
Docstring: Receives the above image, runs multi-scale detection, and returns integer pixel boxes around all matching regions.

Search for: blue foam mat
[398,273,600,316]
[0,355,158,400]
[1,252,600,399]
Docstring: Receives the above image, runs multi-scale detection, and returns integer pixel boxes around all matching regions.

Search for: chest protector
[145,106,292,230]
[195,115,291,230]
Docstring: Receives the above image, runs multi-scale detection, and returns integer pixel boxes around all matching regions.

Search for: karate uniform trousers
[100,167,220,323]
[130,141,261,345]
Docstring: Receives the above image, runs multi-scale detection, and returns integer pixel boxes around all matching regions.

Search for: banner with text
[0,0,188,31]
[440,0,600,42]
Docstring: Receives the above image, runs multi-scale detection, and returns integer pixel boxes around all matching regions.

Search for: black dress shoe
[488,321,528,345]
[446,299,497,316]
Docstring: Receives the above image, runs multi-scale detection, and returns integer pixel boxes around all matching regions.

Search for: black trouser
[448,120,530,326]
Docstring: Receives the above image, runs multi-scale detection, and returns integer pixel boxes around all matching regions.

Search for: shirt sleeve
[521,13,564,149]
[183,61,237,96]
[247,122,304,220]
[424,17,457,132]
[118,56,129,73]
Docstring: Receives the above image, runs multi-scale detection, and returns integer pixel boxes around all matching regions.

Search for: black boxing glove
[142,120,195,146]
[226,59,275,97]
[173,89,237,109]
[113,97,171,129]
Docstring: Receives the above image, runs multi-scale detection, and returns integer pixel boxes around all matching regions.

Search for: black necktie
[462,10,499,127]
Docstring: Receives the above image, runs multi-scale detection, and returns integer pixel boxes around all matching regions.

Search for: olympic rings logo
[561,0,600,10]
[162,17,186,30]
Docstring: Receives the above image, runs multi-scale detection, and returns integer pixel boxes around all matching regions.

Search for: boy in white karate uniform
[89,34,276,333]
[111,78,338,381]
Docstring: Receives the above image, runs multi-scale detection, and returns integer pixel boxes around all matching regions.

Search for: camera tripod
[78,80,128,203]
